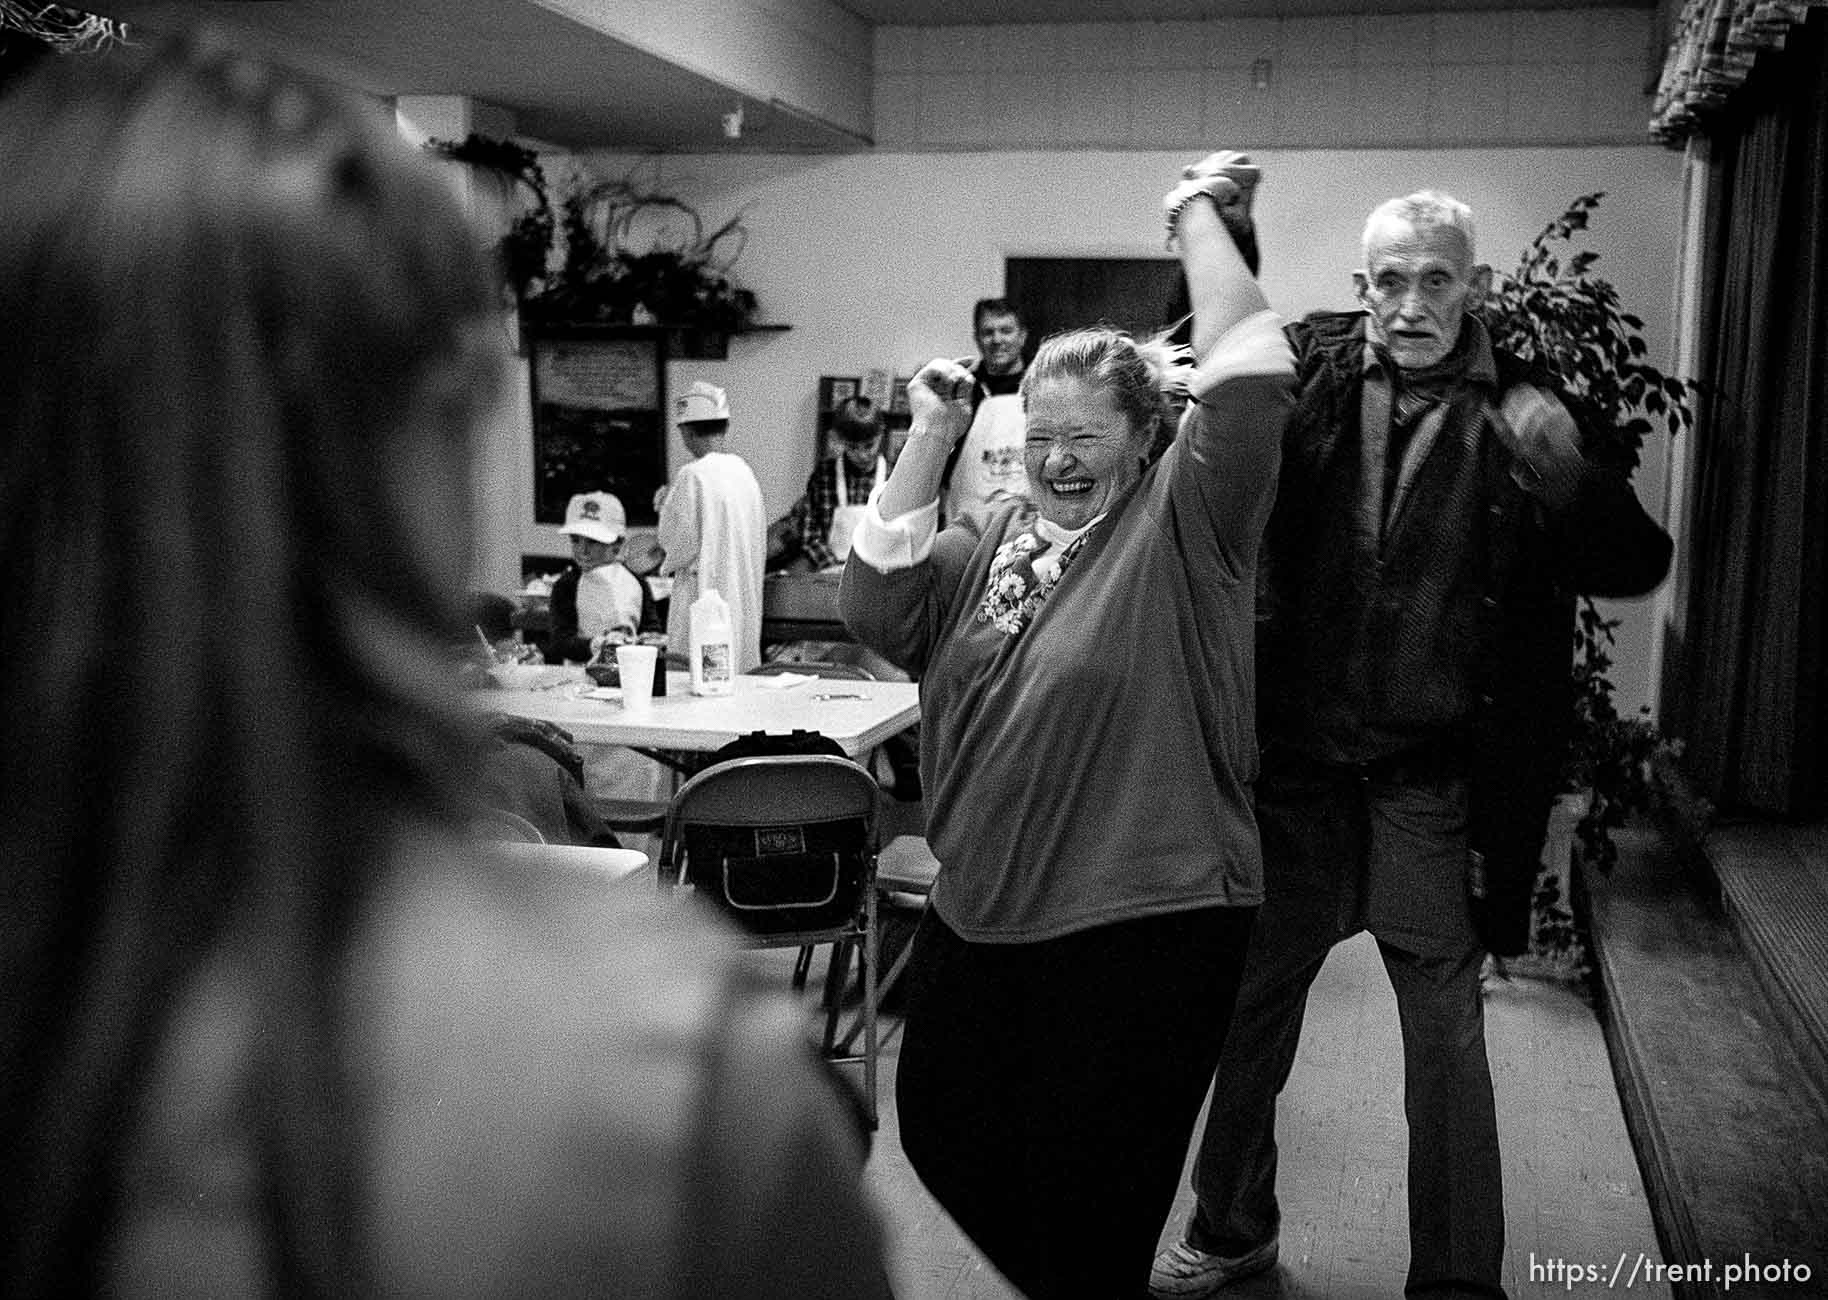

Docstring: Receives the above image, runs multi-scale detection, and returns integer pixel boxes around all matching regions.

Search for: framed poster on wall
[528,326,667,527]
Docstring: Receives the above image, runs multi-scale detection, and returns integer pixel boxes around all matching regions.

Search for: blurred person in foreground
[1150,191,1672,1299]
[0,38,887,1299]
[841,152,1293,1298]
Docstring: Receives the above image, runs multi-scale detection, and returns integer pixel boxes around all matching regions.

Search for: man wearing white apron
[941,297,1031,533]
[655,381,767,672]
[829,453,883,564]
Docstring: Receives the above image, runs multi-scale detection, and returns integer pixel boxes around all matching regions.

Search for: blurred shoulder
[354,832,798,1294]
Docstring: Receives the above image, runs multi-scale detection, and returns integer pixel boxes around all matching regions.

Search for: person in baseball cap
[560,490,626,545]
[674,379,731,429]
[655,379,766,670]
[544,491,656,662]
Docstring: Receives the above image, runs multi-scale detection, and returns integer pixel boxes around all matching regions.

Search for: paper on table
[752,672,817,691]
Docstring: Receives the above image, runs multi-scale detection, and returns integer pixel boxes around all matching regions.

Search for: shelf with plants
[426,136,784,357]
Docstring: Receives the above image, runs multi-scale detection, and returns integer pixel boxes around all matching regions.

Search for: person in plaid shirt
[775,396,889,571]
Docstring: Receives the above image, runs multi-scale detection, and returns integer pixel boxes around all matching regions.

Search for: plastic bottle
[688,588,734,696]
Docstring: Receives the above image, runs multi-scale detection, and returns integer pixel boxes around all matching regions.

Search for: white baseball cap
[560,491,626,545]
[675,380,731,425]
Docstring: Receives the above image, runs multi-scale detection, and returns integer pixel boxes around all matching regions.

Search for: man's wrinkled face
[975,312,1027,376]
[1354,217,1486,370]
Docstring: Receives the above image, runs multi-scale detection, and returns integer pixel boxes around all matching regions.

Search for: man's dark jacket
[1260,311,1673,954]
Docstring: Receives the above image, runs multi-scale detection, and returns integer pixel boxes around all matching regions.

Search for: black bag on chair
[682,816,870,934]
[712,728,847,763]
[687,730,857,934]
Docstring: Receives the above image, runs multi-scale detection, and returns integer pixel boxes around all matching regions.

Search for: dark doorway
[1005,257,1184,351]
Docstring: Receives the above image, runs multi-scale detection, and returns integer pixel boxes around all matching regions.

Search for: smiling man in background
[940,296,1031,532]
[1151,190,1673,1300]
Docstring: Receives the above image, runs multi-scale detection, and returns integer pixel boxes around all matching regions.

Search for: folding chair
[659,754,882,1125]
[837,834,937,1056]
[752,656,900,818]
[477,809,650,884]
[475,809,547,843]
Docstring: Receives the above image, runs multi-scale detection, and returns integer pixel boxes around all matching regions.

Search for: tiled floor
[810,930,1668,1299]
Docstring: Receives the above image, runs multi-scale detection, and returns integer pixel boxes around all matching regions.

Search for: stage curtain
[1665,12,1828,815]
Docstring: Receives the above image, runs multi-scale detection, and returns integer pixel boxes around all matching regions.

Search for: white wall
[473,143,1684,711]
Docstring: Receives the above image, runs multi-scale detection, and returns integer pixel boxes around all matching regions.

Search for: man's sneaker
[1148,1237,1278,1297]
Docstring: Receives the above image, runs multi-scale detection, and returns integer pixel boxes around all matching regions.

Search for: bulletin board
[528,326,667,526]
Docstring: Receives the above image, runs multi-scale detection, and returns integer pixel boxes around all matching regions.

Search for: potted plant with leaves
[1478,193,1697,973]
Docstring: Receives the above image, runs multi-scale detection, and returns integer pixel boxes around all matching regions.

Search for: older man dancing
[1152,191,1672,1300]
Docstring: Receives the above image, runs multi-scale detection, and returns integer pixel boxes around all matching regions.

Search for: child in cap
[544,491,659,663]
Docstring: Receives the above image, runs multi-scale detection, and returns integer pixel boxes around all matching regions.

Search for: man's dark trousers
[1184,751,1506,1298]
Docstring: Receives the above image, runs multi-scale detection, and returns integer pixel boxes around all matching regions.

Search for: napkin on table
[751,672,817,691]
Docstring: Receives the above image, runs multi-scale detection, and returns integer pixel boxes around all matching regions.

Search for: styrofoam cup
[616,644,657,715]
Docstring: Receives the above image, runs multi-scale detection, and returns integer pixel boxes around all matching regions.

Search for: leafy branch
[1562,598,1683,871]
[423,133,554,301]
[1480,193,1701,873]
[1481,192,1697,476]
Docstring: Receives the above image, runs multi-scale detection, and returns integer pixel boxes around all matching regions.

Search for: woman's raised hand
[1165,150,1259,238]
[906,357,977,447]
[1180,151,1259,208]
[873,358,979,522]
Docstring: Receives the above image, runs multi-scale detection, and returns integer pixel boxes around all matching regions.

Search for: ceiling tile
[1136,20,1209,68]
[1280,15,1358,65]
[1427,61,1512,141]
[1356,12,1434,64]
[1433,10,1515,64]
[921,72,990,145]
[1134,69,1207,142]
[1205,17,1284,65]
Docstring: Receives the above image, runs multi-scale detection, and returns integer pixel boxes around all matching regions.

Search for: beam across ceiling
[82,0,873,150]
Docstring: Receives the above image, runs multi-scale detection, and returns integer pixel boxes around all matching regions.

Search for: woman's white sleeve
[849,487,939,573]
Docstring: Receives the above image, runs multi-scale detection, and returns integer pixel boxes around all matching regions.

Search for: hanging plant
[424,133,554,302]
[1479,193,1702,876]
[533,168,758,333]
[427,140,761,338]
